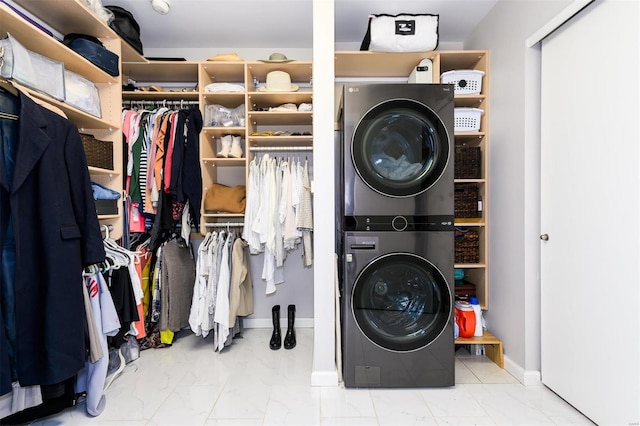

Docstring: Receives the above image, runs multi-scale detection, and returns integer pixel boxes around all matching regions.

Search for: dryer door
[352,99,450,198]
[351,252,451,352]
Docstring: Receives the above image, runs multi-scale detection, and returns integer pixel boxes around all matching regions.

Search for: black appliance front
[342,84,454,217]
[342,231,454,388]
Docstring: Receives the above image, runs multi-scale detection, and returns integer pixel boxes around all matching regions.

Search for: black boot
[269,305,281,350]
[284,304,296,349]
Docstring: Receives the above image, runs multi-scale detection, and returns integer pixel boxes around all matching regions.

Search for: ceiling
[101,0,498,51]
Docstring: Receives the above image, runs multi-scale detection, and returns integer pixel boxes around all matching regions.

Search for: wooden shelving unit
[121,59,314,234]
[336,50,501,365]
[2,0,126,239]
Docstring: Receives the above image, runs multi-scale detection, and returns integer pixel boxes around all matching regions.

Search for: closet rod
[205,222,245,228]
[122,100,199,108]
[249,146,312,152]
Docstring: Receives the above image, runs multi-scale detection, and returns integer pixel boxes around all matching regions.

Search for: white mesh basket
[454,108,484,132]
[441,69,485,95]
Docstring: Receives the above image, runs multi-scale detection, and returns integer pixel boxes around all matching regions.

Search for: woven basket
[455,228,480,264]
[454,146,481,179]
[81,134,113,170]
[455,183,481,218]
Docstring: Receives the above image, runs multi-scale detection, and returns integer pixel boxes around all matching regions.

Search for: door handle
[540,234,549,241]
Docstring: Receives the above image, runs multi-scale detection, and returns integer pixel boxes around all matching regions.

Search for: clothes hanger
[0,47,19,99]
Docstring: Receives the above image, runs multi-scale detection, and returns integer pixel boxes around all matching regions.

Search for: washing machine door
[351,252,451,352]
[352,99,450,197]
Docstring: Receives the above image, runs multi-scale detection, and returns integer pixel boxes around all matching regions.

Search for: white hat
[258,70,299,92]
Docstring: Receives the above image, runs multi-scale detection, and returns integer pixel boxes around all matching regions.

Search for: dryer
[342,228,454,388]
[341,84,454,220]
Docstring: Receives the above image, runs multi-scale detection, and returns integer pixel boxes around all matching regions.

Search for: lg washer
[341,83,454,220]
[341,227,455,388]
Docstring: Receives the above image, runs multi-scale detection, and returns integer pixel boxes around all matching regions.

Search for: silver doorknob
[540,234,549,241]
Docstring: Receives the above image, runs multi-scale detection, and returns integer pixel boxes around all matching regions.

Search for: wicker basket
[455,183,481,218]
[80,134,113,170]
[454,146,481,179]
[455,228,480,264]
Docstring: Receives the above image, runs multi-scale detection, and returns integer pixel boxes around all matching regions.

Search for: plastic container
[454,108,484,132]
[468,296,483,337]
[440,69,485,94]
[454,301,476,338]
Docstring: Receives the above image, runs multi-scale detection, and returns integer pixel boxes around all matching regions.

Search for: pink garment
[164,112,178,193]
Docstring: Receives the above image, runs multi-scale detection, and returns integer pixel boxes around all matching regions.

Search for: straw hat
[258,70,299,92]
[207,52,244,61]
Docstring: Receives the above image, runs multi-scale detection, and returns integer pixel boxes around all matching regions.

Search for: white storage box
[64,70,101,118]
[0,33,65,101]
[441,69,485,95]
[454,108,484,132]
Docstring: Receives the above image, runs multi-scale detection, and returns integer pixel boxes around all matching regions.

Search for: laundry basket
[454,108,484,132]
[441,69,485,94]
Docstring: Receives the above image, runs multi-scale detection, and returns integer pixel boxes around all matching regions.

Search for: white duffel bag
[360,14,439,52]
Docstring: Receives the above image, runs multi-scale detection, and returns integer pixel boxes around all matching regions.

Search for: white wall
[463,0,578,381]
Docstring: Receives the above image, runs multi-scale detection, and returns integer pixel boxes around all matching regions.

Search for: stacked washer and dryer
[338,83,455,388]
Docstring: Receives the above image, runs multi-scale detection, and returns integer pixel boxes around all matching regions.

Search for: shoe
[284,304,296,349]
[217,134,232,157]
[270,305,282,350]
[229,135,243,158]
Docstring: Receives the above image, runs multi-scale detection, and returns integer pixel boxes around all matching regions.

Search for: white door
[540,1,640,424]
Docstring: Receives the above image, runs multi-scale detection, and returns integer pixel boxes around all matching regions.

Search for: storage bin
[64,69,101,117]
[455,183,482,218]
[81,134,113,170]
[454,108,483,132]
[454,146,481,179]
[0,33,65,101]
[94,199,118,216]
[455,228,480,264]
[441,69,484,94]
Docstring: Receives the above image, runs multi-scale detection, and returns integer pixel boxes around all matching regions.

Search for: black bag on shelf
[63,33,119,77]
[105,5,144,55]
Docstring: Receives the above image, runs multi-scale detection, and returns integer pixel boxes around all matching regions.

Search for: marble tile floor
[30,328,593,425]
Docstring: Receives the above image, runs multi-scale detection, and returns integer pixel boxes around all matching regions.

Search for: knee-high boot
[269,305,281,350]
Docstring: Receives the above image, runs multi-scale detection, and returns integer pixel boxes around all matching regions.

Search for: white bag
[360,14,439,53]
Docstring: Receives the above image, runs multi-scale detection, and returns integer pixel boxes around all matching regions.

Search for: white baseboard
[311,369,340,387]
[504,355,542,386]
[242,317,314,329]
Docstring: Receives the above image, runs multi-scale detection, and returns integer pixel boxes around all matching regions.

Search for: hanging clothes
[242,153,313,294]
[0,91,105,395]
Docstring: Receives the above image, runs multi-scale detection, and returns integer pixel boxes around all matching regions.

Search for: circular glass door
[351,252,451,352]
[351,99,450,197]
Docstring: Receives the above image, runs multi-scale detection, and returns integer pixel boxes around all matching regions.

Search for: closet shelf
[88,166,121,176]
[248,111,313,126]
[202,213,245,219]
[455,220,485,226]
[454,178,487,184]
[12,0,145,63]
[123,91,199,101]
[202,158,246,167]
[455,131,485,138]
[0,5,120,84]
[247,92,313,106]
[248,136,313,146]
[455,95,486,108]
[246,62,313,83]
[202,127,246,138]
[16,85,120,130]
[123,61,200,82]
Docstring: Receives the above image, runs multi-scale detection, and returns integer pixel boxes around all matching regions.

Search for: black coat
[0,93,105,395]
